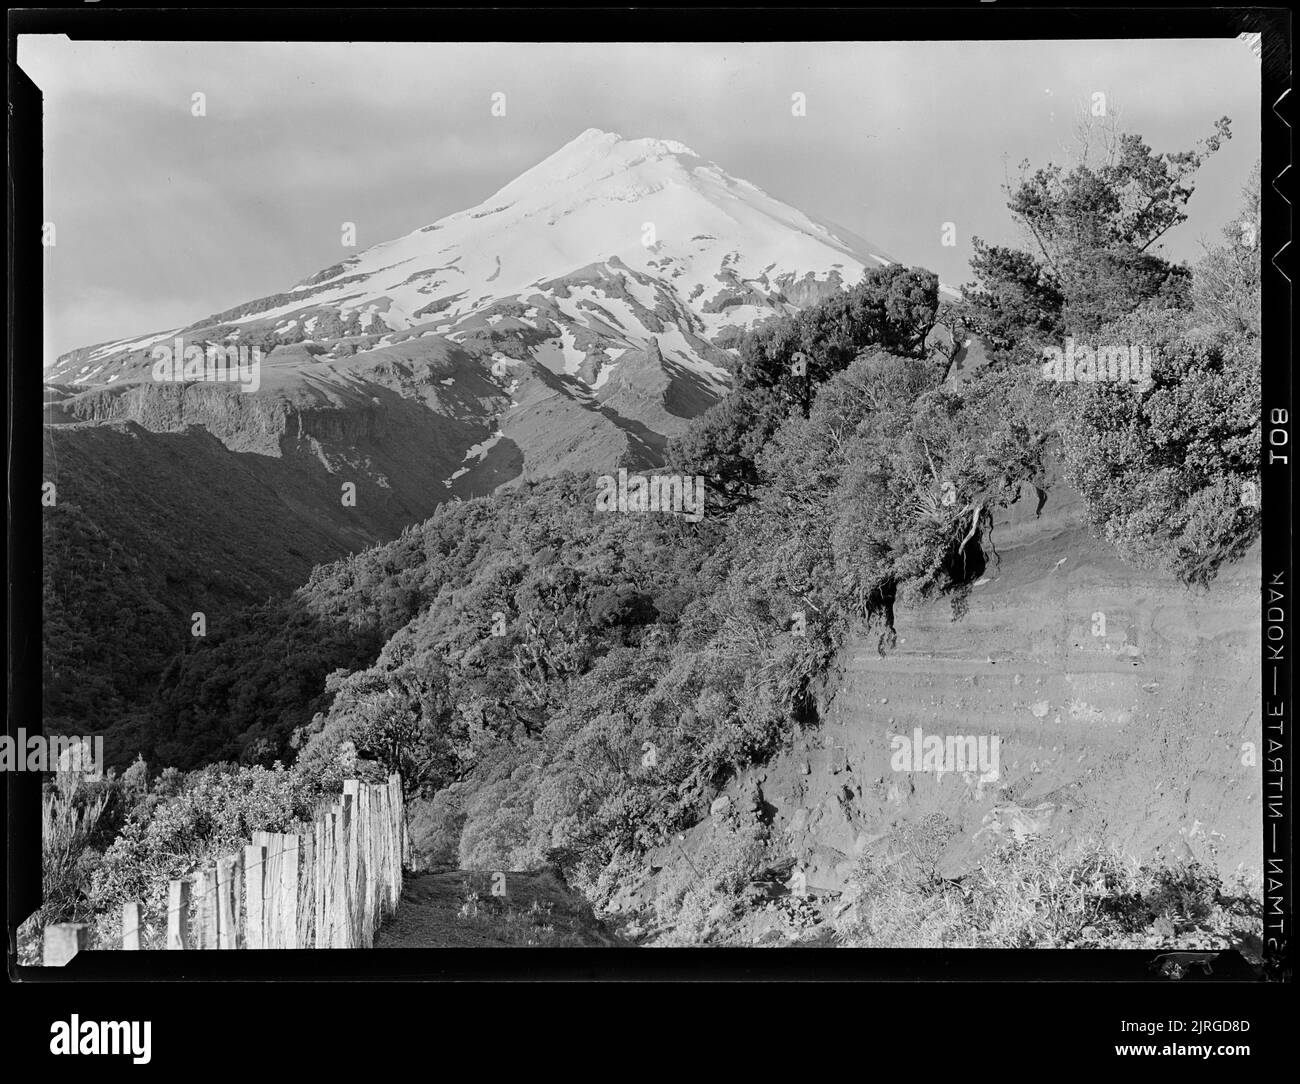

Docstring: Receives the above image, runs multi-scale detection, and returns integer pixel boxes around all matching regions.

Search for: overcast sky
[20,38,1261,368]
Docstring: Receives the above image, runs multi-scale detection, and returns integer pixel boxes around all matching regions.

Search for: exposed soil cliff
[613,476,1262,930]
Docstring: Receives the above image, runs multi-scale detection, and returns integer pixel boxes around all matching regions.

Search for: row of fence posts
[43,774,407,962]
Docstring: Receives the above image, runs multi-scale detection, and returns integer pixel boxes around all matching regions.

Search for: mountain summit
[51,128,893,393]
[47,129,896,515]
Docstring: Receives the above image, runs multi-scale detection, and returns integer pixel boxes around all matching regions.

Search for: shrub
[836,839,1261,950]
[89,762,319,943]
[1057,307,1260,585]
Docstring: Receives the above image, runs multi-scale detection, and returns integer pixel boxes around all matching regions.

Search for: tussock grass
[835,838,1262,951]
[648,823,772,946]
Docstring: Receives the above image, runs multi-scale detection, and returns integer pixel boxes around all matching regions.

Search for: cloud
[25,37,1260,360]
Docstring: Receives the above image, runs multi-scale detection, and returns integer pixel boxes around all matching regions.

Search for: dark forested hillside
[41,421,367,762]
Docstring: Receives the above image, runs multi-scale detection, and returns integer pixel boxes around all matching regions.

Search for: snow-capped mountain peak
[52,128,896,390]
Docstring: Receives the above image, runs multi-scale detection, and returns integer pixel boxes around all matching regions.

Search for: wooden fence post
[167,879,191,950]
[321,811,332,949]
[265,837,285,949]
[122,901,141,950]
[343,782,363,944]
[398,775,410,867]
[341,791,359,947]
[44,922,88,966]
[388,774,403,906]
[357,784,374,947]
[280,833,300,949]
[216,853,241,949]
[195,867,219,949]
[327,808,346,947]
[368,783,381,941]
[244,845,266,949]
[329,811,341,947]
[301,828,314,949]
[396,779,405,890]
[253,827,275,946]
[361,785,371,930]
[374,784,387,925]
[235,850,245,945]
[313,817,325,948]
[380,779,392,912]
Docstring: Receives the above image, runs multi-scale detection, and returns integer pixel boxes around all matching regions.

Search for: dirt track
[375,869,624,948]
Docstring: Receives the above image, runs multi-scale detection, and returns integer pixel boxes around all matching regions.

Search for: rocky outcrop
[48,382,293,453]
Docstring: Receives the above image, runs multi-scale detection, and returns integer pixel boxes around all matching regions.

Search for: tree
[670,264,940,508]
[961,241,1066,363]
[961,117,1231,354]
[298,657,462,798]
[1192,160,1261,338]
[668,387,788,509]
